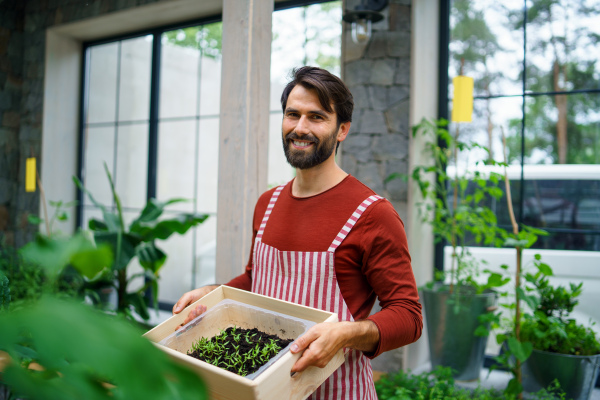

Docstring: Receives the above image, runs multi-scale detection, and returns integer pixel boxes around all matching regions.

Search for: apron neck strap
[327,195,383,252]
[256,184,286,241]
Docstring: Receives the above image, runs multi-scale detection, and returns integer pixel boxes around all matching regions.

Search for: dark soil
[187,327,293,377]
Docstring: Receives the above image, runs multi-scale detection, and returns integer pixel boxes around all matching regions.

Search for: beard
[282,128,338,170]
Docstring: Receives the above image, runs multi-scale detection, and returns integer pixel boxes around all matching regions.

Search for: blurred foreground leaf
[0,296,207,400]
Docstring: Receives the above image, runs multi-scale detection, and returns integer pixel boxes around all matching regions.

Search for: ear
[336,121,351,143]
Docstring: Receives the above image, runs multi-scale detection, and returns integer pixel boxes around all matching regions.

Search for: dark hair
[280,66,354,126]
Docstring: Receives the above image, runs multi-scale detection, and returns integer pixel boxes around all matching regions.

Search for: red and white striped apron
[251,184,381,400]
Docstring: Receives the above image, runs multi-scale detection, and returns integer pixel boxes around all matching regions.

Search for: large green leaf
[132,213,209,241]
[69,244,113,280]
[73,176,120,232]
[0,296,207,399]
[93,232,140,271]
[135,242,167,274]
[129,198,189,229]
[20,234,104,279]
[505,377,523,396]
[126,292,150,321]
[507,336,532,362]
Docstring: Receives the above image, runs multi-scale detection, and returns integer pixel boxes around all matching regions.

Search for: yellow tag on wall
[26,158,36,192]
[451,76,474,122]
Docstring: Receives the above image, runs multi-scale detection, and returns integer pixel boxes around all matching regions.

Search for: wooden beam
[216,0,273,284]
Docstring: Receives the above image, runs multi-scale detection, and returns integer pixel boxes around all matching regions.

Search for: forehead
[286,85,333,114]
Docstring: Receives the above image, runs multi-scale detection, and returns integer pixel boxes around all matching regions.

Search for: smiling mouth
[292,140,314,148]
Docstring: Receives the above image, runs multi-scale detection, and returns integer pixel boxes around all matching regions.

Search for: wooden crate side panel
[156,344,258,400]
[222,286,335,323]
[253,349,345,400]
[143,287,227,342]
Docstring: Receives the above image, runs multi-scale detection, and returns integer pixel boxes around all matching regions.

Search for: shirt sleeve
[361,200,423,358]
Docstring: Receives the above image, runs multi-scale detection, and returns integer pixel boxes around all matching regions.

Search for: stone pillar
[216,0,273,284]
[341,0,411,218]
[0,1,25,247]
[340,0,413,373]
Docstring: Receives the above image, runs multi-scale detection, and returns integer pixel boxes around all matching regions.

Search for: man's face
[281,85,347,170]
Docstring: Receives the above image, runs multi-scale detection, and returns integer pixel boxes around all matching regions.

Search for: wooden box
[144,286,344,400]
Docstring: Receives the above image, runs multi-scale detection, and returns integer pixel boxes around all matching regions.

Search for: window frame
[76,0,340,311]
[437,0,600,269]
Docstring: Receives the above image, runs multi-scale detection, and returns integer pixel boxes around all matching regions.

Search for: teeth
[293,141,311,147]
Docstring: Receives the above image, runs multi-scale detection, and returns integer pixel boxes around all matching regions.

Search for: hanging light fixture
[342,0,388,45]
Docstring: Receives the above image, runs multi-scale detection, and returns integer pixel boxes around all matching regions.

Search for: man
[173,66,422,399]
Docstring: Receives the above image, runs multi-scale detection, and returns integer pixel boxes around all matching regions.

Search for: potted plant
[489,130,600,399]
[401,118,509,380]
[0,229,209,400]
[74,163,209,322]
[518,259,600,400]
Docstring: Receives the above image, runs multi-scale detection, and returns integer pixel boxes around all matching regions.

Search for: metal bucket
[523,349,600,400]
[422,284,497,381]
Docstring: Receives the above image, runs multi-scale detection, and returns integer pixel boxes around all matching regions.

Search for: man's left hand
[289,320,379,373]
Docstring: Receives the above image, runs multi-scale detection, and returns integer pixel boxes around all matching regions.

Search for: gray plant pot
[422,283,497,381]
[523,349,600,400]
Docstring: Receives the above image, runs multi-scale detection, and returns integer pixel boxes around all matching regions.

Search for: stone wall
[341,0,412,373]
[0,1,24,247]
[341,0,411,219]
[0,0,163,248]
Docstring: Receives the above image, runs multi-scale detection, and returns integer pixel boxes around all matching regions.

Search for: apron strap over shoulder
[256,184,286,241]
[327,195,383,252]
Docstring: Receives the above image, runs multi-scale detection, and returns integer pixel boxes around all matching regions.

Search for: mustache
[286,132,319,144]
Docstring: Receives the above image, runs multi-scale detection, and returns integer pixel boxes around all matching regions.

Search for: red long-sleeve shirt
[226,175,422,357]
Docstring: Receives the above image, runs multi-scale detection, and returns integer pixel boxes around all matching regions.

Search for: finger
[291,347,332,373]
[173,292,195,314]
[290,328,318,354]
[183,304,207,325]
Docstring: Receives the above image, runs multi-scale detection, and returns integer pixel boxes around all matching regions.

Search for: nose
[295,115,310,135]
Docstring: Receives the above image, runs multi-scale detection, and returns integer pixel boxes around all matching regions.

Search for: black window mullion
[147,31,162,201]
[76,46,92,229]
[435,0,451,274]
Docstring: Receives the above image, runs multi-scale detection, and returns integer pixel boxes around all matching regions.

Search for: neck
[292,155,348,197]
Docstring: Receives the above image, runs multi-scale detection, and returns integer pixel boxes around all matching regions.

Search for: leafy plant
[0,240,89,309]
[395,118,507,294]
[490,129,555,397]
[74,163,209,321]
[518,260,600,356]
[0,271,9,311]
[0,212,208,400]
[493,252,600,397]
[374,366,564,400]
[0,295,208,400]
[188,326,290,377]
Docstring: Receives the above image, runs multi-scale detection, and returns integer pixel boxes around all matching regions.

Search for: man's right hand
[172,285,219,328]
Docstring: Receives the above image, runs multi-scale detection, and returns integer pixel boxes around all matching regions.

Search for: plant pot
[144,285,345,400]
[522,349,600,400]
[422,283,496,381]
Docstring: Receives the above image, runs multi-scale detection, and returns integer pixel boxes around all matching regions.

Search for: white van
[444,164,600,340]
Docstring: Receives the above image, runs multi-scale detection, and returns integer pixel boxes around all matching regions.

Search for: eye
[285,112,299,118]
[311,114,324,120]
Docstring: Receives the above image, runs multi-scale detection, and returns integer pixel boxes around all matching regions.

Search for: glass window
[445,0,600,253]
[269,1,342,187]
[80,1,343,310]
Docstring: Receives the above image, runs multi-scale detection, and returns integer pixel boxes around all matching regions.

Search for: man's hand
[289,320,380,373]
[172,285,219,329]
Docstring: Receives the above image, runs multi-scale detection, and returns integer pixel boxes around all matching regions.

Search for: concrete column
[404,0,439,371]
[216,0,273,284]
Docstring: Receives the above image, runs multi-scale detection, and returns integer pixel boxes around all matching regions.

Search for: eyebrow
[284,108,329,119]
